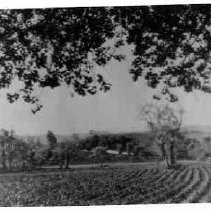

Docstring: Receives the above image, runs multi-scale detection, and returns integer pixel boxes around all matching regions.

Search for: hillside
[17,134,86,144]
[16,125,211,147]
[16,131,151,145]
[182,125,211,141]
[13,125,211,163]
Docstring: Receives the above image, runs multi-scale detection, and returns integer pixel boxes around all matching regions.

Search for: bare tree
[141,104,184,168]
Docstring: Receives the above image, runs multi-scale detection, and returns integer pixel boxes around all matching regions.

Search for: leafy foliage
[2,6,211,111]
[114,5,211,101]
[141,104,184,167]
[0,8,124,112]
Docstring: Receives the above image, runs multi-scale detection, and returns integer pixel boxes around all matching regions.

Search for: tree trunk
[169,141,176,166]
[22,161,26,170]
[65,152,70,169]
[161,142,170,168]
[65,160,69,169]
[8,156,12,170]
[59,153,65,169]
[161,142,172,169]
[160,142,166,159]
[1,150,6,170]
[165,156,171,168]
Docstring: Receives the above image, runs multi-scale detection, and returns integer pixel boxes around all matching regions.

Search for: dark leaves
[0,8,119,112]
[6,93,19,103]
[2,5,211,111]
[39,74,60,89]
[31,104,43,114]
[118,5,211,101]
[153,94,161,100]
[112,54,125,62]
[145,72,160,88]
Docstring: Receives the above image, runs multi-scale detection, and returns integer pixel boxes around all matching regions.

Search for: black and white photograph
[1,1,211,206]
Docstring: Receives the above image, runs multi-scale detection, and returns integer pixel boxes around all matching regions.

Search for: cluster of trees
[0,129,41,170]
[0,128,148,170]
[0,129,79,170]
[78,122,194,165]
[78,134,133,152]
[0,124,204,171]
[35,131,79,169]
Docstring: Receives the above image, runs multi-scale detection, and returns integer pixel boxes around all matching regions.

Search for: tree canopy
[0,8,124,112]
[141,104,184,168]
[116,5,211,101]
[2,5,211,112]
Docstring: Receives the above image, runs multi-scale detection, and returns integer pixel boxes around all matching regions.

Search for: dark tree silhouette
[114,5,211,101]
[2,5,211,112]
[46,130,57,149]
[0,8,124,113]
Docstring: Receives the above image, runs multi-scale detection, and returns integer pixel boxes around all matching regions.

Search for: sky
[1,48,211,136]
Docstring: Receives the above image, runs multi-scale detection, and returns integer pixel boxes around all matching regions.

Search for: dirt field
[0,161,211,206]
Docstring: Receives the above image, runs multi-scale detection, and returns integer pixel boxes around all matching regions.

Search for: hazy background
[0,48,211,136]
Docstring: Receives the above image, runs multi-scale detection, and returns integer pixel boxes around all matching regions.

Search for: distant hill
[17,133,89,145]
[12,125,211,163]
[182,125,211,141]
[16,125,211,145]
[16,131,150,145]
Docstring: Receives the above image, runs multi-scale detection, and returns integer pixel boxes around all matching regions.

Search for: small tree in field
[141,104,183,168]
[46,131,57,149]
